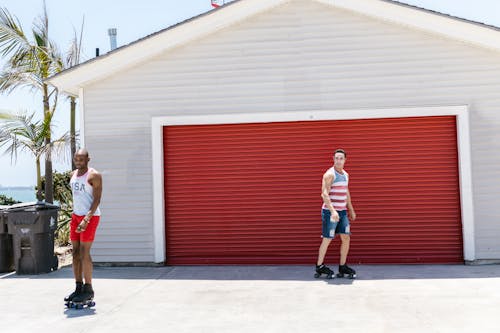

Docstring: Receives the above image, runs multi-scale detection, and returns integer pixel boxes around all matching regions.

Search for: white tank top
[70,168,101,216]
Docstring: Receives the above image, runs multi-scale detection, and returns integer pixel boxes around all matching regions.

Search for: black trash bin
[0,206,14,273]
[6,202,60,274]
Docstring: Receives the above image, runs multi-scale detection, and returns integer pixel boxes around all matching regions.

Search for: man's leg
[65,214,85,303]
[339,234,350,265]
[79,215,99,285]
[317,237,332,265]
[72,241,82,282]
[80,242,94,284]
[71,241,95,304]
[64,241,83,303]
[318,209,336,265]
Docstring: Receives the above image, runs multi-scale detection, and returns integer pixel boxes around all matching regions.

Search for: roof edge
[318,0,500,52]
[47,0,289,95]
[48,0,500,96]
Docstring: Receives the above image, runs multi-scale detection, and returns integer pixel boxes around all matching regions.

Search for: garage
[163,113,463,265]
[48,0,498,264]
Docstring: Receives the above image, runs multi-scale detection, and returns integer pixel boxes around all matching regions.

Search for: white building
[48,0,500,265]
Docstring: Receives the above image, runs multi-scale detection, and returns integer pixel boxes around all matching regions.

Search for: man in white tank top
[64,148,102,306]
[314,149,357,279]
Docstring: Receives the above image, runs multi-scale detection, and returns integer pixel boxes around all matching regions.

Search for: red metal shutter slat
[164,116,462,265]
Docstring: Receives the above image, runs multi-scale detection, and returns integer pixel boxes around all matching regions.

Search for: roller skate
[337,264,356,279]
[71,283,96,309]
[314,264,334,279]
[64,281,83,308]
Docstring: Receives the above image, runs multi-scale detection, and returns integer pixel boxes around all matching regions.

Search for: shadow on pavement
[2,264,500,281]
[63,307,97,318]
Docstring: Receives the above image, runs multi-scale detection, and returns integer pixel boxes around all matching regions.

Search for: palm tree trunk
[70,96,76,170]
[36,157,42,201]
[44,147,53,202]
[43,83,54,203]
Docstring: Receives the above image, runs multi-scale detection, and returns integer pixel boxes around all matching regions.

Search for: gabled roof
[47,0,500,96]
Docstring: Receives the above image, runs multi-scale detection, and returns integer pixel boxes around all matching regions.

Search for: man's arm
[346,189,356,221]
[86,171,102,218]
[321,172,339,221]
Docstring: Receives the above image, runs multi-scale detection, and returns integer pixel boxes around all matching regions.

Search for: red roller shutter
[163,115,463,265]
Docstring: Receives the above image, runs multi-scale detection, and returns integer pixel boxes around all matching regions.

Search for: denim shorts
[321,209,350,238]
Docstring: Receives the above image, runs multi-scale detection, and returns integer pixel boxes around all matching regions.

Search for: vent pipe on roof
[95,48,100,57]
[108,28,117,51]
[211,0,225,8]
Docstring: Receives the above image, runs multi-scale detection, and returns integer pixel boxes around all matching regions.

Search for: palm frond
[49,42,64,75]
[65,34,79,68]
[66,17,85,68]
[50,131,72,163]
[8,45,38,71]
[32,1,49,49]
[0,124,20,163]
[1,2,62,99]
[0,110,15,120]
[40,108,53,135]
[0,66,42,93]
[32,2,63,79]
[0,7,31,57]
[77,17,84,62]
[0,110,47,162]
[49,86,59,113]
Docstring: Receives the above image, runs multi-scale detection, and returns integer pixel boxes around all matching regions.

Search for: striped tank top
[322,167,349,211]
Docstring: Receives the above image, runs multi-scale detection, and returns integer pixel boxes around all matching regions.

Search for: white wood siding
[83,0,500,262]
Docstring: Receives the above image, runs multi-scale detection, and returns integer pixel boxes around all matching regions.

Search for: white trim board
[78,88,85,148]
[151,117,166,263]
[151,105,475,263]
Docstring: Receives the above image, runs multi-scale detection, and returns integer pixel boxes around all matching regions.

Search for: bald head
[74,148,90,170]
[75,148,89,157]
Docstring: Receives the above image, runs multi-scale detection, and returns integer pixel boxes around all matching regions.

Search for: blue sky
[0,0,499,186]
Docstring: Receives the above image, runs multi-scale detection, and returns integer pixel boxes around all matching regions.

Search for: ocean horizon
[0,187,37,203]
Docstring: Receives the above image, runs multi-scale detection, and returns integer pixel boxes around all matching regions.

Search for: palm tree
[0,2,63,203]
[65,18,84,169]
[0,110,70,201]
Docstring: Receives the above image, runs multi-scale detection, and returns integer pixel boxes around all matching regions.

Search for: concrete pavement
[1,264,500,333]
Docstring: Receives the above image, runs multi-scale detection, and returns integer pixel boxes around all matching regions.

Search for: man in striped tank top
[314,149,357,279]
[64,149,103,306]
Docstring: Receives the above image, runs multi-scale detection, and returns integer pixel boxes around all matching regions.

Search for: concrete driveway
[1,264,500,333]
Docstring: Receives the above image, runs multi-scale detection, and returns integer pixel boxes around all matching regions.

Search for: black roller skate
[314,264,334,279]
[337,264,356,279]
[64,281,83,308]
[71,283,96,309]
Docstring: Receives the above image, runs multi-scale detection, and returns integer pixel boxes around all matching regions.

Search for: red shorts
[70,214,100,242]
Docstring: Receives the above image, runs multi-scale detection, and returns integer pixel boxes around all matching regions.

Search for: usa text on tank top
[70,168,101,216]
[322,167,349,211]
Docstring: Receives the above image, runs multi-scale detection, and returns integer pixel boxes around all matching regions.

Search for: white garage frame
[151,105,474,263]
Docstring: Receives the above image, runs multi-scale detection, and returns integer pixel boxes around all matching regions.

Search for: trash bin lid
[5,201,60,212]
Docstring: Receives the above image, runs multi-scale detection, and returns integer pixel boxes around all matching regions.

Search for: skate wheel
[314,273,320,278]
[75,304,83,310]
[89,301,96,307]
[326,274,333,279]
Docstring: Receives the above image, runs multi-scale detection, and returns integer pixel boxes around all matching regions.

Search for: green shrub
[0,194,20,205]
[39,170,73,245]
